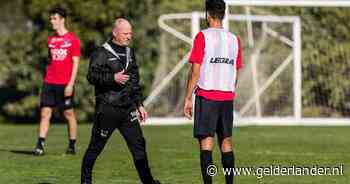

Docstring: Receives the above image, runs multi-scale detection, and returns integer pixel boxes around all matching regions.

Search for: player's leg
[81,104,117,184]
[63,108,77,154]
[39,107,53,138]
[218,136,234,184]
[34,84,55,155]
[118,108,161,184]
[59,85,78,154]
[194,96,219,184]
[217,100,235,184]
[198,136,215,184]
[34,107,53,155]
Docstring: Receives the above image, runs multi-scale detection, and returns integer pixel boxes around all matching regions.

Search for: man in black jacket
[81,18,161,184]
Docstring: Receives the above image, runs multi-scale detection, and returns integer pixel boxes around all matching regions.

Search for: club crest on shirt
[61,40,72,47]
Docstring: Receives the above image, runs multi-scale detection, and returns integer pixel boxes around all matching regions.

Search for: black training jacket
[87,40,143,108]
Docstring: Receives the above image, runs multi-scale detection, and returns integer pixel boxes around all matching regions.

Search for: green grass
[0,124,349,184]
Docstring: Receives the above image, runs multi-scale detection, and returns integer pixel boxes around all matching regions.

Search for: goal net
[145,0,350,125]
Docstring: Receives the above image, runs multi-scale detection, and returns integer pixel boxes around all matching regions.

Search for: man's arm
[235,36,243,89]
[183,32,204,119]
[183,63,201,119]
[65,37,80,96]
[86,49,115,86]
[128,50,143,107]
[65,56,79,97]
[128,50,148,122]
[87,49,130,87]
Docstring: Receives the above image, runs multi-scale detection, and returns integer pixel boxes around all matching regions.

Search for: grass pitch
[0,123,349,183]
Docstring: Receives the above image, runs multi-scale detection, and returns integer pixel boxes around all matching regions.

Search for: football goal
[145,0,350,126]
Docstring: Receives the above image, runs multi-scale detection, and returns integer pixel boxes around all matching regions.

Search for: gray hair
[113,18,129,31]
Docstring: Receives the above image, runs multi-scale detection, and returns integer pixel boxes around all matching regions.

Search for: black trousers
[81,103,152,183]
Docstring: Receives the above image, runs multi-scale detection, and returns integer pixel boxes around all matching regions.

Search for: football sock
[221,151,235,184]
[69,139,76,149]
[200,150,213,184]
[37,137,45,149]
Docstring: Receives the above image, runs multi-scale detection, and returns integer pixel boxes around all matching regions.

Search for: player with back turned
[184,0,243,183]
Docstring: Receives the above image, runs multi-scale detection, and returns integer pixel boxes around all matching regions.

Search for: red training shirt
[45,32,80,85]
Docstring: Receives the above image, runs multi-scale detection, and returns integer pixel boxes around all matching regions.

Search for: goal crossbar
[225,0,350,7]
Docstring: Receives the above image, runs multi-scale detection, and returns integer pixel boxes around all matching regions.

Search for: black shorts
[40,83,74,110]
[193,95,234,139]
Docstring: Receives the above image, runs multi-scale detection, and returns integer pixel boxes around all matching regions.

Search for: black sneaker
[33,147,44,156]
[66,147,76,155]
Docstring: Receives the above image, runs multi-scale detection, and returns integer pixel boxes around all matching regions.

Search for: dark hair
[49,5,67,18]
[205,0,226,20]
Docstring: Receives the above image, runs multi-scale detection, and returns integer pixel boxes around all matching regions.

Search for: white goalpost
[146,0,350,126]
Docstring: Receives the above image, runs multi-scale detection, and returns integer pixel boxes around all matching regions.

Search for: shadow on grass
[10,150,35,155]
[0,148,40,155]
